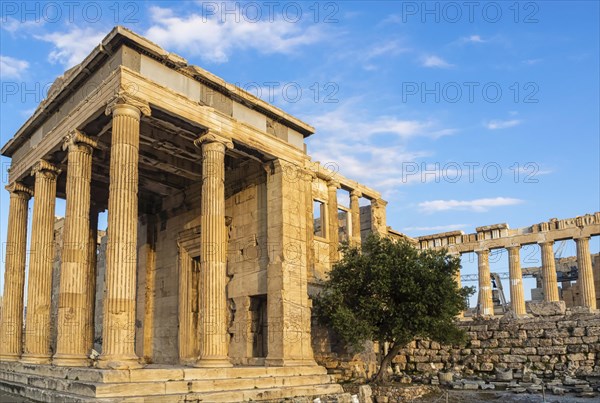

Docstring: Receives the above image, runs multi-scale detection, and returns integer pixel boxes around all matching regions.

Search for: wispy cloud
[485,119,522,130]
[332,39,411,71]
[145,5,324,63]
[1,18,45,34]
[418,197,524,213]
[305,100,456,196]
[0,55,29,79]
[35,27,105,68]
[422,55,453,68]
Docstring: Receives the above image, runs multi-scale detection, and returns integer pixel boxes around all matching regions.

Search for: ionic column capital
[327,179,341,190]
[194,130,234,150]
[372,198,388,207]
[105,91,151,118]
[350,189,363,199]
[5,182,33,199]
[303,167,317,181]
[62,130,98,153]
[31,160,61,178]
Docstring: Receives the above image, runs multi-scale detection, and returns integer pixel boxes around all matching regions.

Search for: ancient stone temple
[0,26,387,401]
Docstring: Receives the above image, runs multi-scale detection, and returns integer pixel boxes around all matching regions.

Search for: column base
[0,353,21,362]
[193,356,233,368]
[97,355,144,370]
[52,353,91,367]
[20,353,51,365]
[265,358,318,367]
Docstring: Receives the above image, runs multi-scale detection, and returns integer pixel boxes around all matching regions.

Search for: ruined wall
[94,234,107,352]
[50,218,65,355]
[134,162,268,365]
[313,306,600,381]
[561,255,600,308]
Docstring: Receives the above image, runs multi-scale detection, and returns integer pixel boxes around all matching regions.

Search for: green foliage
[314,235,474,351]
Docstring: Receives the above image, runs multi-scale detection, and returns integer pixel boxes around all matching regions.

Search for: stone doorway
[250,295,268,359]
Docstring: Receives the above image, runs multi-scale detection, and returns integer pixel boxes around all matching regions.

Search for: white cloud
[403,224,468,232]
[418,197,524,213]
[461,35,485,43]
[307,100,453,142]
[305,100,456,196]
[422,55,453,68]
[145,5,324,63]
[1,18,45,34]
[0,55,29,79]
[485,119,522,130]
[35,27,105,68]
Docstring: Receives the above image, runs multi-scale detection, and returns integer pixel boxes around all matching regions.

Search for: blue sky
[1,1,599,303]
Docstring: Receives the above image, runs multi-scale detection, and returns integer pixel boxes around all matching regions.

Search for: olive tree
[314,235,474,383]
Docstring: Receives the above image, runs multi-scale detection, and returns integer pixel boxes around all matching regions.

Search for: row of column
[325,181,385,261]
[474,237,597,317]
[0,99,240,368]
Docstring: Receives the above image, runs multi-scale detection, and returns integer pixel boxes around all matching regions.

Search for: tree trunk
[372,342,403,384]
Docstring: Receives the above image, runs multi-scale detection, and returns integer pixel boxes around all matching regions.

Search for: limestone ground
[414,390,598,403]
[0,390,33,402]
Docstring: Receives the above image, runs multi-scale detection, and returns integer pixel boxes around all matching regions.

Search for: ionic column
[370,198,388,236]
[98,100,149,369]
[22,161,60,364]
[0,182,33,361]
[194,131,233,368]
[539,241,559,302]
[575,237,597,309]
[350,190,362,247]
[507,246,527,316]
[327,180,340,263]
[54,131,97,366]
[476,249,494,317]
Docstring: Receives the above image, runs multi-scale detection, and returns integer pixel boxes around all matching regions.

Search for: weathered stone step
[1,376,343,403]
[96,384,344,403]
[1,362,327,384]
[94,374,333,397]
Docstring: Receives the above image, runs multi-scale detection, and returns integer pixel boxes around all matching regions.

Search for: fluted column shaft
[327,181,339,263]
[22,161,60,364]
[0,183,32,360]
[99,103,144,369]
[194,132,232,367]
[477,249,494,317]
[575,237,597,309]
[539,241,559,302]
[507,246,527,316]
[350,190,362,247]
[54,131,97,366]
